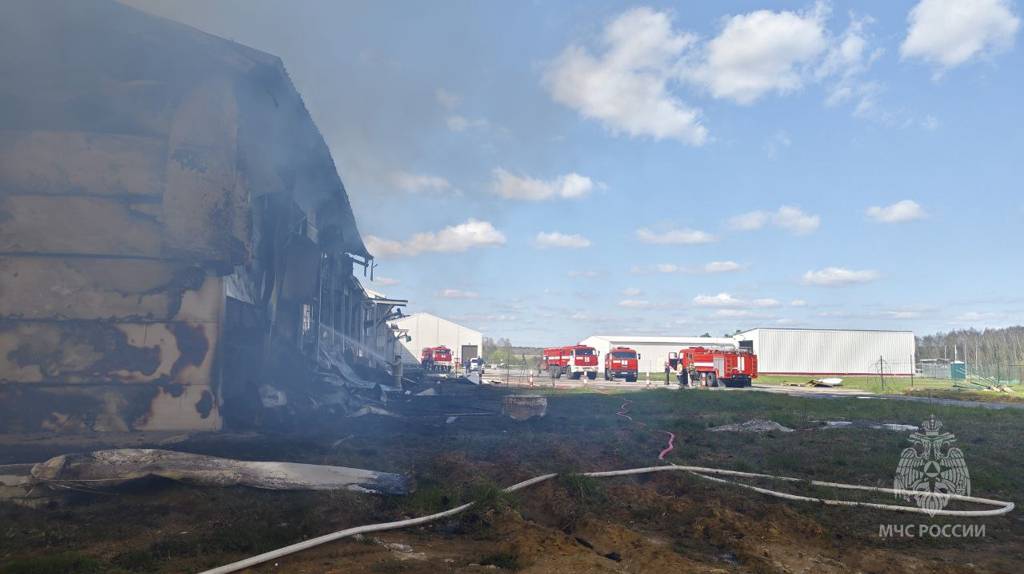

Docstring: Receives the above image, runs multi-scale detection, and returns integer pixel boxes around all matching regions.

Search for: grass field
[637,370,1022,401]
[1,383,1021,573]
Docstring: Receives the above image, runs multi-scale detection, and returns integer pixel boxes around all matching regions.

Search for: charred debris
[0,0,417,434]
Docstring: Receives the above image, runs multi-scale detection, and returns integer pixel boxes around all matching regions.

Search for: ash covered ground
[1,383,1021,573]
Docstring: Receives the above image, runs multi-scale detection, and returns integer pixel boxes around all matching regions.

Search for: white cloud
[790,299,808,307]
[618,299,651,308]
[568,270,599,278]
[363,236,407,258]
[373,277,400,287]
[773,206,821,234]
[694,292,743,307]
[729,206,820,234]
[391,172,454,194]
[493,169,595,201]
[544,7,708,145]
[955,311,1000,322]
[882,310,922,319]
[728,211,769,231]
[435,88,461,110]
[692,5,829,104]
[366,219,506,258]
[901,0,1020,70]
[459,313,518,322]
[921,115,941,130]
[714,309,756,318]
[535,231,592,249]
[703,261,742,273]
[817,15,884,114]
[803,267,880,286]
[636,227,716,244]
[866,200,927,223]
[446,115,488,132]
[695,292,780,308]
[631,261,741,274]
[764,129,793,158]
[623,287,643,296]
[438,288,479,299]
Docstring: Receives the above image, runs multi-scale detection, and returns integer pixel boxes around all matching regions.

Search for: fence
[915,361,1022,386]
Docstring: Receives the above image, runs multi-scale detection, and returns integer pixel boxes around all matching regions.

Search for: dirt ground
[1,383,1021,573]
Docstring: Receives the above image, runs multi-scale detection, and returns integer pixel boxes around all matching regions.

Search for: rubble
[502,395,548,421]
[30,449,410,495]
[708,420,794,433]
[818,421,919,432]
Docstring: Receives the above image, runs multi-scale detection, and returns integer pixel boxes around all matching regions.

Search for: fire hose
[200,401,1015,574]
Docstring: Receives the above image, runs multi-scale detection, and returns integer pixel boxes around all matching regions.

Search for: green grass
[754,374,1022,401]
[754,374,952,394]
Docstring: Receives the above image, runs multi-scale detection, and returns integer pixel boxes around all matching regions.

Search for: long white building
[579,335,738,374]
[392,312,482,366]
[736,328,915,375]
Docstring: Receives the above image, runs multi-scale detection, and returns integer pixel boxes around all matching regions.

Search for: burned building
[0,0,402,432]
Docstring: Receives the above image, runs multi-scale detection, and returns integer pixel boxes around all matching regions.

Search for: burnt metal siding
[0,0,376,432]
[739,328,915,375]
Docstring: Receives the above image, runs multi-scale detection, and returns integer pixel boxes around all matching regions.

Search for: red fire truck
[604,346,639,382]
[420,346,453,373]
[541,345,598,380]
[667,346,757,388]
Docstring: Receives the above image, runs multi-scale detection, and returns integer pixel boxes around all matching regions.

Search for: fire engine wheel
[587,372,597,380]
[626,376,637,383]
[570,372,581,380]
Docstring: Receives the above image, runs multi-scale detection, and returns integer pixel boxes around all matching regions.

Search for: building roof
[739,327,914,334]
[393,312,482,337]
[584,335,737,344]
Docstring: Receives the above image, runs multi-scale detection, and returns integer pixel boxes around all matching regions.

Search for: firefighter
[663,360,671,386]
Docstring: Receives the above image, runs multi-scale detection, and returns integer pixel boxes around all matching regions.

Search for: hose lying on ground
[201,395,1015,574]
[200,462,1014,574]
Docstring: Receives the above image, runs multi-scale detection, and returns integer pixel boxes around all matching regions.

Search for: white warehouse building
[736,328,915,375]
[392,312,482,367]
[580,335,738,375]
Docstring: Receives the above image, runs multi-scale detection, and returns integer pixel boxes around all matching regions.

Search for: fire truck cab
[420,346,453,373]
[542,345,599,380]
[604,346,639,382]
[667,346,757,388]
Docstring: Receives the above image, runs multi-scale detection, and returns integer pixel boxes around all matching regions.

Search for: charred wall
[0,0,373,433]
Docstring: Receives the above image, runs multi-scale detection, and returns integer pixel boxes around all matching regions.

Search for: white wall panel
[394,313,483,366]
[581,336,738,374]
[738,328,915,375]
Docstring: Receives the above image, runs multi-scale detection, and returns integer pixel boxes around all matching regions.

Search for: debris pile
[25,449,410,495]
[502,395,548,421]
[708,419,794,433]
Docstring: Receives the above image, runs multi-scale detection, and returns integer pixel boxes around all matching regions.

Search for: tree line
[916,325,1024,366]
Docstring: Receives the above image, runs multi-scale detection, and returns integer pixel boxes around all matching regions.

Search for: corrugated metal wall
[740,329,915,375]
[393,313,482,366]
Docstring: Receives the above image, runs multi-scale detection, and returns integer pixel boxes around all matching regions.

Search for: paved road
[471,372,1024,410]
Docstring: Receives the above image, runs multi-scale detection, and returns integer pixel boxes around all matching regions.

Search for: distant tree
[916,325,1024,377]
[700,332,711,338]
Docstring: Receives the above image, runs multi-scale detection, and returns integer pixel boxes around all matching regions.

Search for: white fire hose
[200,462,1014,574]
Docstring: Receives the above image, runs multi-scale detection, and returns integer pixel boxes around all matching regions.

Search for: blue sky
[129,0,1023,346]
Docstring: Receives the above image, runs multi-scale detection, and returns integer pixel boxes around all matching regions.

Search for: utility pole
[878,355,885,392]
